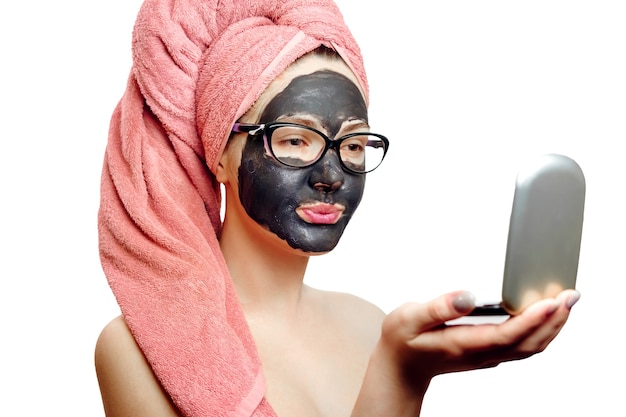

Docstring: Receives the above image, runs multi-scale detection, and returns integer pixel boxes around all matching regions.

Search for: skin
[95,52,580,417]
[238,70,368,253]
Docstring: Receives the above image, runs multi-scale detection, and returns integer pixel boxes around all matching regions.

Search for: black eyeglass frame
[232,122,390,174]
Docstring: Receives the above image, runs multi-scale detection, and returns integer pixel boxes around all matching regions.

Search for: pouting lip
[296,202,346,224]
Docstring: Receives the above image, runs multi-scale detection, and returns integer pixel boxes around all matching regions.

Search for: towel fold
[98,0,367,416]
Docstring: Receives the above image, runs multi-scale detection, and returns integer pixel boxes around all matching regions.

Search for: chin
[282,225,346,254]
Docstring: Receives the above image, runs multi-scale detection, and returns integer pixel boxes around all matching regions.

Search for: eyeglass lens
[269,125,386,173]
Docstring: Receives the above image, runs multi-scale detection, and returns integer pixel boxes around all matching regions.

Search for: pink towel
[98,0,368,416]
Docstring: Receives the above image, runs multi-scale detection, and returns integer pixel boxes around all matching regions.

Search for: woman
[95,1,580,416]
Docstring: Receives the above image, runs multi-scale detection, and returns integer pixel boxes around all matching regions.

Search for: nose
[308,150,345,192]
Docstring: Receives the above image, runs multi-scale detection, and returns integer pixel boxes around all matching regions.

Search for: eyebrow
[275,114,371,133]
[275,114,321,128]
[342,118,370,131]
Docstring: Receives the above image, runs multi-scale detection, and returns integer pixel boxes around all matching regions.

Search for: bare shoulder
[96,315,132,350]
[95,316,142,372]
[95,316,181,417]
[309,287,387,340]
[323,290,386,319]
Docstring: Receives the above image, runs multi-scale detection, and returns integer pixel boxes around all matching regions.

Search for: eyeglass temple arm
[232,123,265,136]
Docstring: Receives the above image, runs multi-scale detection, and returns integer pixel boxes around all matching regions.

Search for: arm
[351,289,580,417]
[94,316,182,417]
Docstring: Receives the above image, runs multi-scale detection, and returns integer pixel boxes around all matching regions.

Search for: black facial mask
[237,70,368,253]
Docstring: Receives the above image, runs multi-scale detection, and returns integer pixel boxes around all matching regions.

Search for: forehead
[261,70,367,124]
[242,54,365,123]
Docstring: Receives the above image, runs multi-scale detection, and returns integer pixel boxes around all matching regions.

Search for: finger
[383,291,477,341]
[510,289,580,353]
[460,294,574,363]
[411,296,561,354]
[557,288,582,310]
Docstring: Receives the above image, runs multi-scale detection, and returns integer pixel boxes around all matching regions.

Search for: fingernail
[566,290,581,310]
[453,291,476,313]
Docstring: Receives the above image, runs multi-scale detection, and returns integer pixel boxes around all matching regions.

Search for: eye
[340,136,367,155]
[270,125,324,163]
[344,142,364,152]
[284,137,307,147]
[273,132,312,149]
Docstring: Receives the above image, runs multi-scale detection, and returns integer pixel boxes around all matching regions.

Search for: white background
[1,1,624,416]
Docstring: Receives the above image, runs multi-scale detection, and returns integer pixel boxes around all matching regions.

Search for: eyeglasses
[232,122,389,174]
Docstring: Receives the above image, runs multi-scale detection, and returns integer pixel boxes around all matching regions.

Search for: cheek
[341,176,366,216]
[237,143,306,218]
[238,147,266,210]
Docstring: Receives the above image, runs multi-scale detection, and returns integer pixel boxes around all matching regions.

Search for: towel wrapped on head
[98,0,368,415]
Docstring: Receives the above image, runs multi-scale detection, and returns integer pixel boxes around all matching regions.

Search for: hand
[351,289,580,417]
[384,288,579,383]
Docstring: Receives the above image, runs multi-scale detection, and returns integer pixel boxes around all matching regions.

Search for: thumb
[420,291,477,331]
[383,291,476,341]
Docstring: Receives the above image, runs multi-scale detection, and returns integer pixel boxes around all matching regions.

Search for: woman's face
[224,57,369,254]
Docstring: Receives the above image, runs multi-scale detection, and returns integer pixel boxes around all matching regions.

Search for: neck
[219,205,311,317]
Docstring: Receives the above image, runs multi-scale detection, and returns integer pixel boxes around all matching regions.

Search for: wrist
[351,342,431,417]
